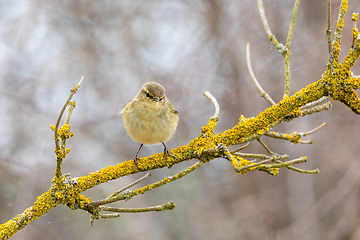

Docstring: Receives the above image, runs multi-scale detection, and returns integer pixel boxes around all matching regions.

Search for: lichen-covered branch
[1,2,360,240]
[351,13,359,49]
[87,161,202,209]
[264,122,327,144]
[53,75,84,179]
[0,190,58,240]
[333,0,348,62]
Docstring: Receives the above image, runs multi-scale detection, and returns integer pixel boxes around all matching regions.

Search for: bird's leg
[162,142,169,160]
[134,143,143,165]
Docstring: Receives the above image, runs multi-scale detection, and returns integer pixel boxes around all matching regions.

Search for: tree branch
[1,2,360,239]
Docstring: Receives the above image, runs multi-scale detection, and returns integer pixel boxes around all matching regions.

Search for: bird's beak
[153,97,160,102]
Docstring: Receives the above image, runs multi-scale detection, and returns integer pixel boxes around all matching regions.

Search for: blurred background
[1,0,360,239]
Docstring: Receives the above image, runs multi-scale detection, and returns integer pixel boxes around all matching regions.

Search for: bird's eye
[145,92,151,98]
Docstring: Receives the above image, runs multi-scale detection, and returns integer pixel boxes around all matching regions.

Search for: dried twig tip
[203,90,219,119]
[78,74,85,86]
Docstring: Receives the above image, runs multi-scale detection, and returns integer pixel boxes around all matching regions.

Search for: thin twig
[231,152,317,175]
[334,0,347,42]
[257,0,286,53]
[272,159,319,174]
[246,42,276,105]
[297,122,327,136]
[333,0,347,60]
[54,75,84,178]
[54,75,84,151]
[54,96,75,153]
[100,201,175,213]
[234,158,274,172]
[257,139,277,155]
[230,143,251,154]
[351,13,359,49]
[283,0,301,96]
[262,157,307,168]
[100,213,120,219]
[65,101,76,125]
[326,0,333,60]
[233,152,289,160]
[301,102,332,116]
[301,96,330,110]
[89,161,203,207]
[286,0,301,50]
[258,0,300,96]
[264,122,327,144]
[203,90,219,119]
[107,173,152,199]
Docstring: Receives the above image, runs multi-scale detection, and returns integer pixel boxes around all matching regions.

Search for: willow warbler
[121,82,179,165]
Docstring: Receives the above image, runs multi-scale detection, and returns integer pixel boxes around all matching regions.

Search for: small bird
[121,82,179,165]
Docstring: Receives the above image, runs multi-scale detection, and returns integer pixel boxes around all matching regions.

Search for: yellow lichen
[214,80,326,147]
[231,155,260,175]
[58,124,74,139]
[69,101,76,108]
[352,12,359,22]
[341,0,348,13]
[270,168,279,176]
[289,132,301,144]
[5,3,360,239]
[353,27,359,37]
[71,85,79,93]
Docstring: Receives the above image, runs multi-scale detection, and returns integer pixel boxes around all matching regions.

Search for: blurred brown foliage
[0,1,360,239]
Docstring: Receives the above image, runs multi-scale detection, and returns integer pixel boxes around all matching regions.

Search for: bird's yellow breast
[121,98,178,145]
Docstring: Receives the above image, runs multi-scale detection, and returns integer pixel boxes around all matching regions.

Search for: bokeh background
[1,1,360,239]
